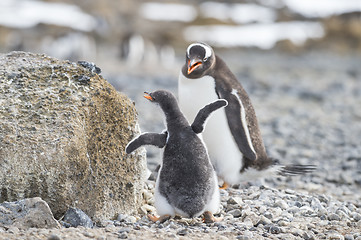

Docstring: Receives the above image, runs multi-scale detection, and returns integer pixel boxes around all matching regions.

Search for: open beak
[187,59,202,75]
[143,92,153,101]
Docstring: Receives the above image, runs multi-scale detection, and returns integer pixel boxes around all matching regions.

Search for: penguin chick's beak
[187,59,202,74]
[144,92,154,101]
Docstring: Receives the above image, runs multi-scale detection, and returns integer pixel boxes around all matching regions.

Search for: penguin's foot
[147,214,171,223]
[219,182,229,190]
[202,211,222,223]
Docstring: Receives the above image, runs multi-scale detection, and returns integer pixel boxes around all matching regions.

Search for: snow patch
[200,2,277,24]
[139,3,197,22]
[284,0,361,18]
[0,0,96,31]
[183,22,325,49]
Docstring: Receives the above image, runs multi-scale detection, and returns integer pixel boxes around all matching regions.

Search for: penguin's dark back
[159,127,215,217]
[216,56,269,160]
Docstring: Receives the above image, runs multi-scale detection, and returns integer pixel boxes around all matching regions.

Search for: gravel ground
[1,50,360,239]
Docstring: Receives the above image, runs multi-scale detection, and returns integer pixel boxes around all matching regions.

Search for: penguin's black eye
[203,57,208,62]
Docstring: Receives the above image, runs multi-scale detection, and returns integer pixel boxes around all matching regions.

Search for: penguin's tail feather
[267,158,316,176]
[278,164,317,176]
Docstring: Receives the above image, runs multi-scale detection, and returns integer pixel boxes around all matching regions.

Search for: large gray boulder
[0,197,60,229]
[0,52,147,222]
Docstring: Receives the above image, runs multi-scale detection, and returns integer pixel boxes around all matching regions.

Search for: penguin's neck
[162,105,189,132]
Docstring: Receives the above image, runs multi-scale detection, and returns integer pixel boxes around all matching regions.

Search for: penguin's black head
[184,42,215,78]
[144,90,178,112]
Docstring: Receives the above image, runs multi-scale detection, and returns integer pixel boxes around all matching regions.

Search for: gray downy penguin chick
[126,90,228,223]
[179,42,315,189]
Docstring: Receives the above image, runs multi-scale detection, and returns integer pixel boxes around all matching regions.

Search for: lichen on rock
[0,51,147,222]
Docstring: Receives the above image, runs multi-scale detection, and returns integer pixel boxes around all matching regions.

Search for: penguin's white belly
[178,73,243,185]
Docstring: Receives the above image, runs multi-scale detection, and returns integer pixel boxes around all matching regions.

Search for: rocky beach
[0,0,361,239]
[109,50,361,239]
[1,49,360,239]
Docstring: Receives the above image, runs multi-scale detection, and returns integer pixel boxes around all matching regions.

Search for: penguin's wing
[191,99,228,134]
[218,88,257,161]
[125,132,168,154]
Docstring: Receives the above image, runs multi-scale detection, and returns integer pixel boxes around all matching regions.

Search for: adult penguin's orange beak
[187,58,202,74]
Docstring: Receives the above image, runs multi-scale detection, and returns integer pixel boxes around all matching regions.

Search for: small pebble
[227,197,243,206]
[345,235,354,240]
[63,207,94,228]
[278,220,289,226]
[258,216,272,225]
[118,233,128,239]
[351,212,361,221]
[228,209,242,217]
[83,232,95,238]
[118,227,131,233]
[7,227,19,234]
[263,211,273,219]
[237,236,250,240]
[303,231,316,240]
[328,233,345,240]
[177,228,188,236]
[269,225,281,234]
[328,213,341,221]
[48,234,61,240]
[243,219,254,229]
[275,199,289,209]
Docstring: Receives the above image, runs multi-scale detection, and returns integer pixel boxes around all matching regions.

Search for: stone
[328,213,341,221]
[237,236,250,240]
[351,212,361,221]
[0,52,147,222]
[345,235,355,240]
[0,197,60,230]
[63,207,94,228]
[177,228,188,236]
[287,206,300,214]
[48,234,61,240]
[244,213,261,226]
[278,220,289,226]
[227,197,243,206]
[258,216,272,225]
[228,209,242,218]
[83,232,95,238]
[237,230,253,240]
[274,199,289,210]
[7,226,20,234]
[303,231,316,240]
[269,225,281,234]
[328,233,345,240]
[258,205,267,214]
[289,227,303,236]
[118,227,131,233]
[140,204,156,215]
[243,219,254,229]
[263,211,273,219]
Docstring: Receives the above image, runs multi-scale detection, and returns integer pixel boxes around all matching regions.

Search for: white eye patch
[187,43,212,59]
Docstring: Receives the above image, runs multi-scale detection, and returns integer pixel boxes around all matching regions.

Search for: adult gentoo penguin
[178,42,315,189]
[126,90,228,223]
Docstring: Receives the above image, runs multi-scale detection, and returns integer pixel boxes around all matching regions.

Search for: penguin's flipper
[191,99,228,134]
[125,132,168,154]
[218,88,257,161]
